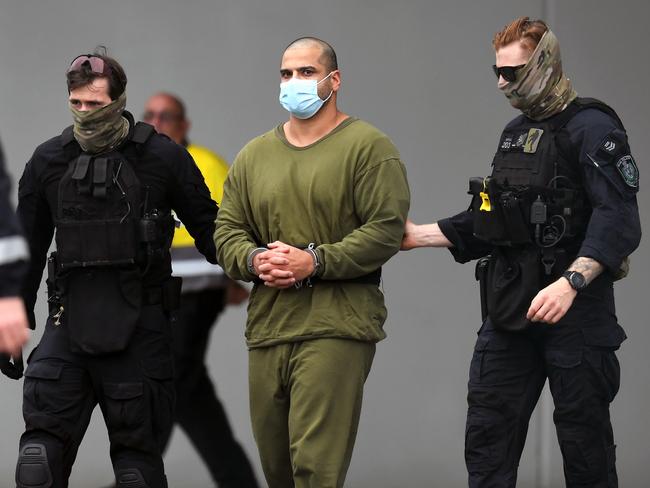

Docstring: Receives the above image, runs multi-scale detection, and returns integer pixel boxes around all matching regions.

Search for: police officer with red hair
[403,17,640,488]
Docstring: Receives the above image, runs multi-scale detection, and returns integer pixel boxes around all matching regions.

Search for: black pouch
[470,177,507,243]
[486,247,541,332]
[64,267,142,354]
[470,178,532,246]
[499,191,532,244]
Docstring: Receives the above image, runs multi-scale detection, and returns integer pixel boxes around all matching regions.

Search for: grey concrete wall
[0,1,647,486]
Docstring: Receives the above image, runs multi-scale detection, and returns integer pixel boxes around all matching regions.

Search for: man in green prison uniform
[215,37,410,488]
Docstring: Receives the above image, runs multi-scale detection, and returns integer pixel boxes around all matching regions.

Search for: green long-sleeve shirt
[215,117,410,347]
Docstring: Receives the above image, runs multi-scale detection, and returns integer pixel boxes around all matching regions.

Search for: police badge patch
[616,155,639,188]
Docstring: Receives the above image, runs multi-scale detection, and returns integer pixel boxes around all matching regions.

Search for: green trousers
[249,338,376,488]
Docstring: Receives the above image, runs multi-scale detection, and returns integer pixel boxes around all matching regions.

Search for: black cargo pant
[159,289,258,488]
[17,304,175,488]
[465,317,623,488]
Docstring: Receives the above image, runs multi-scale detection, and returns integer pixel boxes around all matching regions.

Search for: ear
[330,70,341,92]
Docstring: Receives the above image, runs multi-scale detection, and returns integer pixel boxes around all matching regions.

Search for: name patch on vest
[499,128,544,153]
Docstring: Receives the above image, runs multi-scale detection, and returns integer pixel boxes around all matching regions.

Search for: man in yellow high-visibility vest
[143,93,258,488]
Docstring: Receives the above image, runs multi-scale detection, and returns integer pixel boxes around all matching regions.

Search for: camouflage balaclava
[71,92,129,154]
[500,30,577,121]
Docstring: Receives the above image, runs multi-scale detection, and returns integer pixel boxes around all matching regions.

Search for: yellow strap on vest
[479,178,491,212]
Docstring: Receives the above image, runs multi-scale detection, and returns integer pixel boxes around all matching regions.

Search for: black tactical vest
[470,98,624,251]
[51,122,159,355]
[471,98,625,332]
[55,122,155,269]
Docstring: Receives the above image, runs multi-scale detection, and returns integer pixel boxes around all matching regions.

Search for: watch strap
[562,270,586,291]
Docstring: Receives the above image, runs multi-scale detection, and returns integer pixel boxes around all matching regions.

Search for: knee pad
[115,468,151,488]
[15,443,53,488]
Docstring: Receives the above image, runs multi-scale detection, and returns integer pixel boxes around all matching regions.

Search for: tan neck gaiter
[70,92,129,154]
[501,30,577,121]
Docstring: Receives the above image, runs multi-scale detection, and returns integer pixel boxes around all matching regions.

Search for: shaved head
[284,37,338,72]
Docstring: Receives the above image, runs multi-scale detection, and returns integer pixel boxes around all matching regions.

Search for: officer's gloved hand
[0,352,24,380]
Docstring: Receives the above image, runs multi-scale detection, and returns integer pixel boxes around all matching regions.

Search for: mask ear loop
[320,90,334,104]
[317,71,335,103]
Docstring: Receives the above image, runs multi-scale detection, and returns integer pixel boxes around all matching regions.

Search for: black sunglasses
[492,64,525,82]
[142,111,182,124]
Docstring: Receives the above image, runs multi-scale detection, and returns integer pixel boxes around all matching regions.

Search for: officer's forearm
[411,223,453,248]
[567,256,604,285]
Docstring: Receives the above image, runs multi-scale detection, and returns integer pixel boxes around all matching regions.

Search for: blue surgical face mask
[278,72,334,119]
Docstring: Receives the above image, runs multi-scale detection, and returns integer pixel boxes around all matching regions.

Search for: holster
[46,252,61,315]
[475,256,490,322]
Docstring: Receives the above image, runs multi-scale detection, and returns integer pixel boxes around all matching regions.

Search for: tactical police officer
[0,139,30,362]
[11,51,219,488]
[402,17,641,488]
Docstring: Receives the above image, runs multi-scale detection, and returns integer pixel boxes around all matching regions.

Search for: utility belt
[47,251,181,355]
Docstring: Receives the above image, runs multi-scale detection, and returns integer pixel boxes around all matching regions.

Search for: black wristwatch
[562,270,587,291]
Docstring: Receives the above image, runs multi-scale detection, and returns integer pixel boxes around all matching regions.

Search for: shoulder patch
[616,155,639,188]
[596,130,626,160]
[601,137,618,155]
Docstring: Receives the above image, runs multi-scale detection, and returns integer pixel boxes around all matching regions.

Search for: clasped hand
[253,241,314,289]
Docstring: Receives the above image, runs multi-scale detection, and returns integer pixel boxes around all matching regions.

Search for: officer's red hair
[493,17,549,53]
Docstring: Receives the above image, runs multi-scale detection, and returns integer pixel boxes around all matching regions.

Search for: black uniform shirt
[17,112,218,325]
[439,107,641,273]
[0,140,28,297]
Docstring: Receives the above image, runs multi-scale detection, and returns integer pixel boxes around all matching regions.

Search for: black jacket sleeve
[566,109,641,273]
[438,208,493,263]
[0,141,29,297]
[17,155,54,329]
[167,144,219,264]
